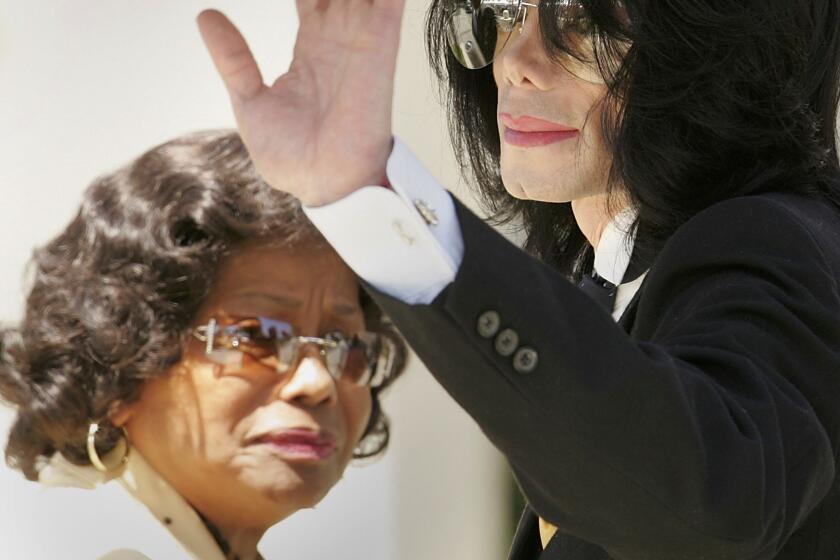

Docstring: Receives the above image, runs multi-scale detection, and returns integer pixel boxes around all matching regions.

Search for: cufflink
[513,347,539,374]
[391,219,417,245]
[494,328,519,357]
[413,199,439,227]
[477,310,501,338]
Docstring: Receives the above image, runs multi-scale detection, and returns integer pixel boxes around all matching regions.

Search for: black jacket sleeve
[364,194,838,560]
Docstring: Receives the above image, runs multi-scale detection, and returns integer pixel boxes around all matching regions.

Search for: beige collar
[39,449,226,560]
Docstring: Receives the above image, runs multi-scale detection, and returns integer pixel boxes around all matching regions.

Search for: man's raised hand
[197,1,405,207]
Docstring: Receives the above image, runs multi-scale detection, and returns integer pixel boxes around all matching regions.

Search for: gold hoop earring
[86,422,130,473]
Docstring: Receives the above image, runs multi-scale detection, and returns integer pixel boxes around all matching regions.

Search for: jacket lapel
[508,252,647,560]
[507,508,543,560]
[617,276,645,333]
[507,507,612,560]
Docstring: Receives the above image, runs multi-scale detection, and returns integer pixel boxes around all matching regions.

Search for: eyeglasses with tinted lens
[192,317,397,388]
[446,0,591,70]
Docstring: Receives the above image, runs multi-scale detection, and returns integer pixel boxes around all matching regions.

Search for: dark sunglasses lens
[447,1,501,69]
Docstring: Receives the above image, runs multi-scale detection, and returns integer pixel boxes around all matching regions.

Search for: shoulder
[684,192,838,243]
[635,193,840,333]
[656,193,840,274]
[9,482,190,560]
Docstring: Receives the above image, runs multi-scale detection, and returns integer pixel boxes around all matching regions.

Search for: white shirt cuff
[302,137,464,304]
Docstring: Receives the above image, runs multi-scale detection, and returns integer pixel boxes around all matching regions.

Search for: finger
[197,9,265,101]
[295,0,326,18]
[370,0,407,18]
[295,0,335,28]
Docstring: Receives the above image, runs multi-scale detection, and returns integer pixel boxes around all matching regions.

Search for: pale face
[118,242,372,531]
[493,6,615,203]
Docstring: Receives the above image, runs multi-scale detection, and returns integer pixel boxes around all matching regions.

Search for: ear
[108,400,136,428]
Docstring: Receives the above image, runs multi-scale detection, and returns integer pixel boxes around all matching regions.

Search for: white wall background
[0,1,511,559]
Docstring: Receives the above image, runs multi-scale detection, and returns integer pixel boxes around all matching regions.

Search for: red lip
[499,113,580,147]
[499,113,578,132]
[255,429,338,461]
[503,128,580,147]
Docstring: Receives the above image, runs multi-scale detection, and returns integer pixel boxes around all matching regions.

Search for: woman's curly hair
[0,130,407,481]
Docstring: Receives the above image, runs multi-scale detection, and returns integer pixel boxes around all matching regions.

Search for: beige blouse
[38,448,227,560]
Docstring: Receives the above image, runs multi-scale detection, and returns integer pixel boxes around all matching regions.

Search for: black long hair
[427,0,840,278]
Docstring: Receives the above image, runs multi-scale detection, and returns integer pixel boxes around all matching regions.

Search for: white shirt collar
[593,206,638,285]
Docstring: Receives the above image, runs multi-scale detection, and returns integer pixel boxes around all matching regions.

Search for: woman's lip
[258,440,337,461]
[503,127,580,147]
[252,429,338,461]
[498,113,578,132]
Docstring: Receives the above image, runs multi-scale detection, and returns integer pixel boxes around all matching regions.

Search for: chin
[502,181,528,200]
[248,474,336,519]
[503,162,609,203]
[502,177,579,203]
[270,463,343,502]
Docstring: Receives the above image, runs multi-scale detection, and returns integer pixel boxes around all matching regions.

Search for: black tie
[578,271,617,312]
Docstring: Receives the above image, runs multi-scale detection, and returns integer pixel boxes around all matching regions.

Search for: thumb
[197,9,265,101]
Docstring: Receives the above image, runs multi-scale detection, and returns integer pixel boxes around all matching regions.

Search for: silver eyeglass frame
[192,317,396,388]
[446,0,585,70]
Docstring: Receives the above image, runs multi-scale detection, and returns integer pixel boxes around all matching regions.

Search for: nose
[276,345,338,407]
[494,9,555,90]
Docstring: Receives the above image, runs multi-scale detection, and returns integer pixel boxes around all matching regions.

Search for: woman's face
[493,5,616,203]
[117,241,372,530]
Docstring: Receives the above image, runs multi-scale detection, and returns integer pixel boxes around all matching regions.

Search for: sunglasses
[446,0,592,70]
[192,316,397,388]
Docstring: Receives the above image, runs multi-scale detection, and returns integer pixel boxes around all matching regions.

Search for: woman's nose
[276,346,338,407]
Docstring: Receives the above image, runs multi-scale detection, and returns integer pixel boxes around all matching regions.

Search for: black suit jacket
[366,191,840,559]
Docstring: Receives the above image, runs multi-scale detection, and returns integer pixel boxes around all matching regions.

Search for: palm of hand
[199,1,404,207]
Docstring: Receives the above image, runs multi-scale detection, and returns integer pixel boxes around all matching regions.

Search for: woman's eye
[237,337,278,361]
[323,330,348,342]
[228,318,260,334]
